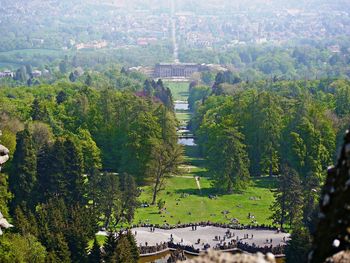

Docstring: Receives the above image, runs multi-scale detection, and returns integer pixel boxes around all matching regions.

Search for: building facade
[154,63,201,78]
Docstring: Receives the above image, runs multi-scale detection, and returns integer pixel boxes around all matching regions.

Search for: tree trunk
[269,150,273,177]
[151,175,160,205]
[151,186,158,205]
[104,213,111,229]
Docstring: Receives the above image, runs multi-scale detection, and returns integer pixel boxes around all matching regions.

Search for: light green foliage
[76,128,102,172]
[0,234,47,263]
[188,85,211,111]
[198,97,250,192]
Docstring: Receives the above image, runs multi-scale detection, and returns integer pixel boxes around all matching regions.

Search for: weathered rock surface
[182,250,276,263]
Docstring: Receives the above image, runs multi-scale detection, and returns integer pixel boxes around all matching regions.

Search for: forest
[0,65,349,261]
[0,69,181,262]
[188,73,350,261]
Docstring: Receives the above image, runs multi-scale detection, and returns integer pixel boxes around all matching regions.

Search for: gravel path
[195,176,201,190]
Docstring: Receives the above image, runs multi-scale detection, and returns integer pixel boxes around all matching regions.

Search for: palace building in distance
[129,63,227,80]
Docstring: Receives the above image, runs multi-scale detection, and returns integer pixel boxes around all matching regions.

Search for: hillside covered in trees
[188,74,350,262]
[0,69,181,261]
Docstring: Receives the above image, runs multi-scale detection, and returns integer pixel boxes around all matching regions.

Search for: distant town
[0,0,349,52]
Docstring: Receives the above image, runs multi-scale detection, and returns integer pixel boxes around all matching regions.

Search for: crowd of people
[167,249,187,263]
[237,242,286,255]
[139,242,168,255]
[133,221,284,232]
[168,242,200,254]
[136,222,287,256]
[138,240,286,257]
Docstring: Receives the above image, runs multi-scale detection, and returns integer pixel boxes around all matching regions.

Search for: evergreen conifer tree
[103,233,118,263]
[126,230,139,262]
[9,129,37,210]
[88,237,102,263]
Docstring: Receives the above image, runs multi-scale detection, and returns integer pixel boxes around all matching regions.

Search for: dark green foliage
[103,233,118,263]
[31,98,49,122]
[35,197,95,263]
[63,138,85,205]
[59,59,68,74]
[85,74,93,86]
[126,230,139,262]
[65,204,91,263]
[197,96,250,193]
[103,232,138,263]
[115,235,134,263]
[142,79,174,110]
[56,91,68,104]
[9,129,37,209]
[285,225,312,263]
[119,174,139,224]
[143,79,153,97]
[40,138,67,198]
[270,164,303,228]
[36,198,71,263]
[15,66,27,82]
[0,173,11,218]
[100,172,121,229]
[88,238,102,263]
[69,72,77,82]
[309,129,350,262]
[244,92,283,177]
[13,206,39,237]
[188,85,210,111]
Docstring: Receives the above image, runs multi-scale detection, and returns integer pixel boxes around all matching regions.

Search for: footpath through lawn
[133,81,276,226]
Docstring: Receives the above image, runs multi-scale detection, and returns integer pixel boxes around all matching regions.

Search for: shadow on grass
[149,212,161,215]
[184,145,207,168]
[252,177,278,189]
[191,169,208,178]
[184,145,201,158]
[174,186,245,197]
[175,187,218,197]
[178,91,189,97]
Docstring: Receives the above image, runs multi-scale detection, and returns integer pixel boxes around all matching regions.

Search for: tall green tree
[198,98,250,193]
[245,92,283,176]
[0,234,47,263]
[63,138,85,205]
[119,173,139,224]
[103,233,118,263]
[148,140,182,204]
[9,129,37,209]
[270,164,303,228]
[285,225,311,263]
[88,238,102,263]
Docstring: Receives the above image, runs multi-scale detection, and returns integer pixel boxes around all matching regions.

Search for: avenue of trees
[189,73,350,262]
[0,72,180,262]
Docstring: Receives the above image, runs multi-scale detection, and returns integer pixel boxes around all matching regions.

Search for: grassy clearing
[176,112,191,122]
[133,80,277,228]
[164,81,190,101]
[134,176,276,226]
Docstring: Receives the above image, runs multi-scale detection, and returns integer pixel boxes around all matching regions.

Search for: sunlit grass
[165,81,190,101]
[134,176,276,226]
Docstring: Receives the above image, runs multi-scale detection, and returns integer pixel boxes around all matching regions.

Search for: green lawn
[165,81,190,101]
[134,176,276,226]
[176,112,191,122]
[132,80,277,227]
